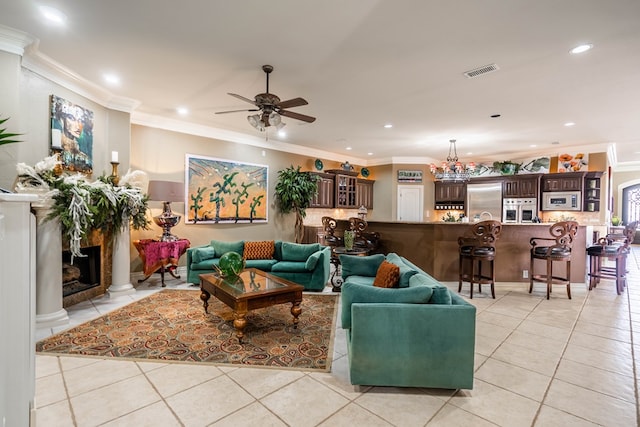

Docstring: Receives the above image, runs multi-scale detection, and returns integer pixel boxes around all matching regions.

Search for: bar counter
[304,221,588,283]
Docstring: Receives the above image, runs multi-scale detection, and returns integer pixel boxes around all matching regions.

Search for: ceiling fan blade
[276,97,308,109]
[279,109,316,123]
[227,93,257,105]
[215,108,260,115]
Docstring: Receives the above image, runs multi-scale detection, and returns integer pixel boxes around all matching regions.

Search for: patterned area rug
[36,289,338,372]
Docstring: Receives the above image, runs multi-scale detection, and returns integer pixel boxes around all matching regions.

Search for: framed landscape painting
[185,154,268,224]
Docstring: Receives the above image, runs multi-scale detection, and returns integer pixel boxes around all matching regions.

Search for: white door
[397,185,423,222]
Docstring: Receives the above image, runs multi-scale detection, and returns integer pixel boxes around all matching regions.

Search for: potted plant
[274,165,318,243]
[0,115,22,146]
[611,215,622,226]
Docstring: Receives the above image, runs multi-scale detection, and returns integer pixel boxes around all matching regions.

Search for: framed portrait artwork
[50,95,94,174]
[185,154,268,224]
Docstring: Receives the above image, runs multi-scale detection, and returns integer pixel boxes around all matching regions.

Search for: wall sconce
[147,180,184,241]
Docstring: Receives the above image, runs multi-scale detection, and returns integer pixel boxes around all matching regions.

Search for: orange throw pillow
[243,241,275,260]
[373,260,400,288]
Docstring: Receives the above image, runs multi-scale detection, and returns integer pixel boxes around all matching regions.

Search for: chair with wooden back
[529,221,579,299]
[458,220,503,298]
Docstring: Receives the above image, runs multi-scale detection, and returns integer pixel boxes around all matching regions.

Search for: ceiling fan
[216,64,316,131]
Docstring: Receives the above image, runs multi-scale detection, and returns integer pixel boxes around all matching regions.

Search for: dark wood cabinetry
[541,173,584,192]
[309,172,335,208]
[356,179,374,209]
[503,175,539,198]
[434,182,466,210]
[334,173,358,208]
[310,170,374,209]
[583,172,602,212]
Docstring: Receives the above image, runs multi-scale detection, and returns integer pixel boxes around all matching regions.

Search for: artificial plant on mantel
[15,155,149,259]
[274,165,318,243]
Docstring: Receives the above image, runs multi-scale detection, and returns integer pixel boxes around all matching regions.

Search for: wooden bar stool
[586,221,637,294]
[458,220,502,298]
[529,221,578,299]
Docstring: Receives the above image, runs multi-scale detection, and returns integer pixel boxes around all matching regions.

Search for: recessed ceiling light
[570,44,593,54]
[39,6,67,25]
[176,107,189,116]
[367,152,373,156]
[277,130,287,138]
[564,122,575,127]
[530,144,537,148]
[346,146,352,151]
[103,73,120,85]
[383,124,393,129]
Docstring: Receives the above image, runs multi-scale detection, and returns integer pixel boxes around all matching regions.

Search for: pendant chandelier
[429,139,475,182]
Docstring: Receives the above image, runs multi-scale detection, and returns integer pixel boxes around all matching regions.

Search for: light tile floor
[34,247,640,426]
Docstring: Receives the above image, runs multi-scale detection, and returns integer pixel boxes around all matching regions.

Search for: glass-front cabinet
[335,174,357,208]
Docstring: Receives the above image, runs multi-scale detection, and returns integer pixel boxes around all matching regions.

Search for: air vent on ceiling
[463,63,499,79]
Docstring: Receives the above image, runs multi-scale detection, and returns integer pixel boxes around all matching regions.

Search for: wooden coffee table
[199,268,304,343]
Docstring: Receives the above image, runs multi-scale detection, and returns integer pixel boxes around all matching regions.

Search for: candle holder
[110,161,120,186]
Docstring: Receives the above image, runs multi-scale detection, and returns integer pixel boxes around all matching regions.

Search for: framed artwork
[186,154,268,224]
[398,170,422,183]
[557,153,588,173]
[50,95,94,174]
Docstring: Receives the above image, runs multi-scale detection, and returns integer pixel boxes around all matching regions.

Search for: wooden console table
[133,239,190,286]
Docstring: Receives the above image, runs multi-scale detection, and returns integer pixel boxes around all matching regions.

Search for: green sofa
[340,252,476,389]
[186,240,331,291]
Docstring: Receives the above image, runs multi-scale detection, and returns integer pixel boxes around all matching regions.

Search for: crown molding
[131,112,366,165]
[0,25,35,56]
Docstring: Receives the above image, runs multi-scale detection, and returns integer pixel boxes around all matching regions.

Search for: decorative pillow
[244,240,275,260]
[408,274,452,304]
[210,240,244,256]
[373,260,400,288]
[281,242,321,261]
[385,253,418,288]
[305,250,323,270]
[339,254,385,278]
[192,246,216,264]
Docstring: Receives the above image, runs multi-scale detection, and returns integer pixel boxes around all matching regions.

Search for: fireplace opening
[62,245,101,297]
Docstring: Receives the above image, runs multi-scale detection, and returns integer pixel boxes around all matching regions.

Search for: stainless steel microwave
[541,191,581,211]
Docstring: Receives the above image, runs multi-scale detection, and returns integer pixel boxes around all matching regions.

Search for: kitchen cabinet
[335,173,358,208]
[309,172,334,208]
[356,178,374,209]
[541,173,585,192]
[503,175,539,198]
[310,171,375,209]
[583,172,602,212]
[434,181,466,210]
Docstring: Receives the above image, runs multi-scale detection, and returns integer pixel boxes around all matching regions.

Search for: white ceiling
[2,0,640,170]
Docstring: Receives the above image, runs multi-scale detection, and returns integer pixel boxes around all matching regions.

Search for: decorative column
[108,222,136,297]
[32,200,69,327]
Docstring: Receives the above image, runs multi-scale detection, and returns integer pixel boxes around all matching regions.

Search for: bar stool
[586,221,638,294]
[458,220,502,298]
[529,221,578,299]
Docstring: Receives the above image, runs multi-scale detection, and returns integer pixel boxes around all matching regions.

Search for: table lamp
[147,180,184,241]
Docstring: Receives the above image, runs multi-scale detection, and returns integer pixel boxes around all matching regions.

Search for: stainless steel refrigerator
[466,182,503,222]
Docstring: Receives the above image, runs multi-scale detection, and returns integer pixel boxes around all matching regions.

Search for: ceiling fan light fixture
[268,112,282,126]
[248,114,264,131]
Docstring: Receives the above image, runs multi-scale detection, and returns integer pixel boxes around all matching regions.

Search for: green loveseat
[340,252,476,389]
[186,240,331,291]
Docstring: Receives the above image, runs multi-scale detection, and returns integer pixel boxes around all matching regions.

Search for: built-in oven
[503,198,538,223]
[541,191,581,211]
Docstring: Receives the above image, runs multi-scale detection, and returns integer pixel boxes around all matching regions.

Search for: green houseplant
[0,115,22,146]
[274,165,318,243]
